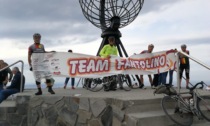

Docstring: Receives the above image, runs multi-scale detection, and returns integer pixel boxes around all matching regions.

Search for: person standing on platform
[28,33,55,95]
[140,44,155,89]
[63,50,75,90]
[99,36,118,91]
[179,44,190,89]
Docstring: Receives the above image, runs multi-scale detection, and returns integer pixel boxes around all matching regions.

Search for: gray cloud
[0,0,98,40]
[141,0,183,14]
[0,0,183,44]
[168,37,210,46]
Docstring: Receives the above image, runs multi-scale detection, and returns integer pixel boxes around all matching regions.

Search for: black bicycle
[82,74,132,92]
[161,81,210,126]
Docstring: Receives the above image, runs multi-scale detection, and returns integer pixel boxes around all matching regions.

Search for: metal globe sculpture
[79,0,144,30]
[79,0,145,91]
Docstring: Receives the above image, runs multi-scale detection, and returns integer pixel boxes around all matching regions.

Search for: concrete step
[125,98,162,113]
[125,101,162,113]
[0,100,17,121]
[126,110,210,126]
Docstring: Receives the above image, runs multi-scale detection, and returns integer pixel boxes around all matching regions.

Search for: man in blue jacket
[0,67,25,103]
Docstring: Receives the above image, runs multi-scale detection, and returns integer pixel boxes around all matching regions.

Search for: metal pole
[20,60,24,92]
[176,53,180,94]
[179,51,210,70]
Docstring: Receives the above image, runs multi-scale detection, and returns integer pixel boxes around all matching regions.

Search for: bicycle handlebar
[189,81,204,91]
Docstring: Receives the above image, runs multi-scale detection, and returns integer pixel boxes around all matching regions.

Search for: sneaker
[151,85,156,89]
[35,91,42,95]
[71,86,75,90]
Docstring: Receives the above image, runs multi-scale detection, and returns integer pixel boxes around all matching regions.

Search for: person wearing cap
[63,49,75,90]
[179,44,190,89]
[99,36,118,91]
[140,44,155,89]
[28,33,55,95]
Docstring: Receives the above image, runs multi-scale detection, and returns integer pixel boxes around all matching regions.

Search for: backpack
[154,84,177,96]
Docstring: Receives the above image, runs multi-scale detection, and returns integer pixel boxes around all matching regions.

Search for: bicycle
[83,74,132,92]
[161,81,210,126]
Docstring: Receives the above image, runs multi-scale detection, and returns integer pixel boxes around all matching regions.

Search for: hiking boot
[35,91,42,95]
[48,89,55,94]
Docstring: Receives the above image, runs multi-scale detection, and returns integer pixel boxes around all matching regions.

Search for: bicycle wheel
[128,75,140,89]
[82,78,90,89]
[87,78,104,92]
[197,96,210,121]
[119,74,131,91]
[121,75,132,91]
[161,96,193,126]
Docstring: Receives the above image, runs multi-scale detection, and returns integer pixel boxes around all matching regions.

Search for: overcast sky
[0,0,210,87]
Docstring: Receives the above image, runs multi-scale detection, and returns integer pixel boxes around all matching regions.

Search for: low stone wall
[25,95,133,126]
[0,95,30,126]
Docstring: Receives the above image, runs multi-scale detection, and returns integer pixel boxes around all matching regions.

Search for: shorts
[33,71,52,83]
[179,65,190,79]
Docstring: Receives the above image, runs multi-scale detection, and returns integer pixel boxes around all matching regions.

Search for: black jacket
[0,70,8,83]
[7,71,25,92]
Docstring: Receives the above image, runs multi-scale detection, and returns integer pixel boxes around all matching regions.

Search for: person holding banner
[140,44,155,89]
[63,49,75,90]
[28,33,55,95]
[99,36,118,91]
[179,44,190,89]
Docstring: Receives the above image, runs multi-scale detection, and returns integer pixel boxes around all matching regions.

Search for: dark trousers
[153,74,159,87]
[0,89,19,103]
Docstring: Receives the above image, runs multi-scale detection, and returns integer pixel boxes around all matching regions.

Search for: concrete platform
[0,87,210,126]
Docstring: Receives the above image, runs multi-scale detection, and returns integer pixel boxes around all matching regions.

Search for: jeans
[169,70,174,85]
[0,83,3,91]
[159,72,168,85]
[0,89,19,103]
[64,77,75,86]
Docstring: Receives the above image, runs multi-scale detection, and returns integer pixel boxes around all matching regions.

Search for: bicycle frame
[176,89,203,117]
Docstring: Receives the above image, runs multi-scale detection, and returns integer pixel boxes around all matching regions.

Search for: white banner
[32,50,177,79]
